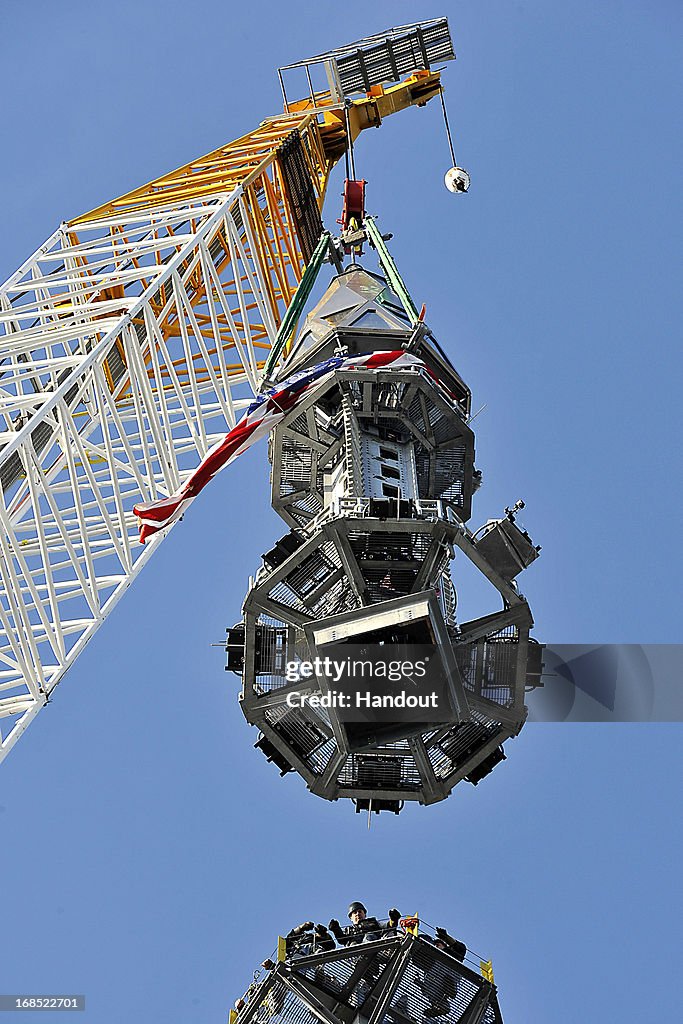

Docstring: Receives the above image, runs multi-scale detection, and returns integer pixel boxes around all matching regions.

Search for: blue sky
[0,2,681,1022]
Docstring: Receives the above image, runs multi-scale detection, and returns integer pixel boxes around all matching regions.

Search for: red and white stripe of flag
[132,350,425,543]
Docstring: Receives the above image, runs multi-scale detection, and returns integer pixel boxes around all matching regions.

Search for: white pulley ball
[444,166,471,193]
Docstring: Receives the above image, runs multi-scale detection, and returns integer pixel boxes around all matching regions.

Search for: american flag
[133,349,427,543]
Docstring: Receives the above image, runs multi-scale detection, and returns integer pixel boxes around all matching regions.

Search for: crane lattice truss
[0,32,445,762]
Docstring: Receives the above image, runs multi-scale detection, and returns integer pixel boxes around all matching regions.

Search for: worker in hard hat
[327,902,384,1009]
[328,902,382,946]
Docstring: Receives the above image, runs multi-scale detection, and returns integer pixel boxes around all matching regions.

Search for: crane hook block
[339,179,366,231]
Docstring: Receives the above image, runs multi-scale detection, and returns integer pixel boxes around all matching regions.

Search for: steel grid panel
[426,722,503,781]
[294,944,393,1008]
[240,976,317,1024]
[263,703,330,757]
[337,745,423,791]
[385,943,475,1024]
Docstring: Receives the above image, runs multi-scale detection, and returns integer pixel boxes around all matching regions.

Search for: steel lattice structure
[0,22,447,761]
[229,251,541,813]
[234,931,504,1024]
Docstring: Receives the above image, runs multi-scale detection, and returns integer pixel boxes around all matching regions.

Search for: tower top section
[277,254,472,419]
[231,915,505,1024]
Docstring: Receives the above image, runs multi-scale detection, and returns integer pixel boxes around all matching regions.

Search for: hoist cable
[344,103,357,179]
[439,86,458,167]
